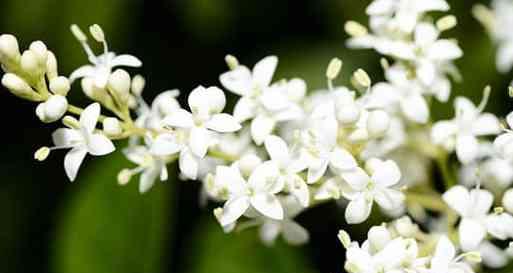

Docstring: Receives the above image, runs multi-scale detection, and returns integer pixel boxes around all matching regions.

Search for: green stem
[436,152,455,190]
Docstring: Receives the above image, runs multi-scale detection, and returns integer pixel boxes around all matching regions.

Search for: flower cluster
[2,0,513,271]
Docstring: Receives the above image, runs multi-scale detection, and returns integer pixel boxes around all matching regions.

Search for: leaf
[184,217,317,273]
[52,152,173,273]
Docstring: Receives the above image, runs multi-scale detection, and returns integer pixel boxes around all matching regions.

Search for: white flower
[134,89,181,131]
[219,56,303,145]
[486,0,513,72]
[342,158,404,224]
[264,135,310,207]
[494,111,513,161]
[69,25,141,88]
[214,162,284,226]
[50,103,115,181]
[259,196,309,246]
[442,185,493,251]
[162,86,241,158]
[427,236,475,273]
[431,96,501,164]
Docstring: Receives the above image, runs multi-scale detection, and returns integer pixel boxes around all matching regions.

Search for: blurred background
[0,0,512,272]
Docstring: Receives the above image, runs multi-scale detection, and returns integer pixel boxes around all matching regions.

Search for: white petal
[189,126,210,158]
[69,65,95,83]
[443,185,471,216]
[374,189,405,211]
[459,218,486,251]
[469,188,494,216]
[215,165,247,196]
[259,222,281,246]
[416,60,436,86]
[366,0,395,15]
[416,0,449,12]
[250,193,284,220]
[282,221,309,245]
[162,109,194,128]
[179,149,199,180]
[431,236,456,271]
[472,113,501,136]
[205,113,241,133]
[496,42,513,73]
[507,111,513,129]
[64,147,88,181]
[139,166,159,193]
[341,167,371,191]
[250,115,275,145]
[264,135,290,166]
[400,93,429,123]
[151,134,181,156]
[233,97,257,122]
[110,54,142,67]
[427,40,463,61]
[456,135,479,164]
[87,133,115,156]
[80,103,101,133]
[415,23,439,47]
[329,148,357,172]
[370,159,401,187]
[345,195,373,224]
[479,241,509,268]
[260,88,290,112]
[52,128,83,147]
[219,196,251,226]
[248,161,281,192]
[252,56,277,88]
[307,158,329,184]
[219,66,252,96]
[431,120,458,145]
[289,175,310,207]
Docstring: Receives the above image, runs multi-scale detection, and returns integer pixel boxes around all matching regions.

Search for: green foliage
[52,152,173,273]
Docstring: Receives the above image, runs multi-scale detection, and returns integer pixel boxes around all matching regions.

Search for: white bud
[117,169,132,185]
[225,54,239,70]
[352,69,371,89]
[20,50,42,75]
[238,153,262,177]
[0,34,20,63]
[49,76,71,96]
[367,110,390,137]
[345,21,368,37]
[1,73,37,100]
[131,74,145,96]
[503,189,513,214]
[108,69,131,105]
[89,24,105,43]
[81,78,113,106]
[436,15,457,32]
[70,24,87,42]
[46,51,58,80]
[34,146,50,161]
[36,95,68,123]
[326,58,342,80]
[394,216,417,237]
[368,226,391,252]
[103,117,122,136]
[337,230,351,249]
[29,41,48,65]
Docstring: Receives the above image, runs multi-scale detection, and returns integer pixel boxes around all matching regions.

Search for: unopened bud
[34,146,50,161]
[108,69,131,105]
[70,24,87,42]
[62,115,80,129]
[89,24,105,43]
[1,73,38,101]
[29,41,48,65]
[368,226,391,252]
[225,54,239,70]
[337,230,351,249]
[21,50,42,76]
[49,76,70,96]
[394,216,417,237]
[81,78,114,107]
[352,69,371,89]
[36,95,68,123]
[326,58,343,80]
[436,15,457,32]
[503,189,513,214]
[46,51,58,80]
[103,117,122,136]
[131,74,145,96]
[117,169,132,185]
[0,34,20,64]
[367,110,390,137]
[345,21,368,37]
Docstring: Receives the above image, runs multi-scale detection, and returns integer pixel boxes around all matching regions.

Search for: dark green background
[0,0,511,272]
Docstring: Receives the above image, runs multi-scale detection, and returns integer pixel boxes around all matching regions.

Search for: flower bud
[503,189,513,214]
[225,54,239,70]
[1,73,39,101]
[108,69,131,105]
[368,225,391,252]
[46,51,58,80]
[367,110,390,137]
[117,169,133,185]
[21,50,42,76]
[131,74,145,96]
[103,117,122,136]
[326,58,342,80]
[34,146,50,161]
[81,78,114,106]
[0,34,20,65]
[337,103,360,125]
[36,95,68,123]
[29,41,48,65]
[238,153,262,177]
[394,216,417,237]
[49,76,71,96]
[89,24,105,43]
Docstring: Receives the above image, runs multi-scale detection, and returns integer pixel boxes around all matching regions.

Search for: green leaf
[184,218,317,273]
[52,152,173,273]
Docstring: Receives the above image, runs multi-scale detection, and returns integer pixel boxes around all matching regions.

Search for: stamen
[477,85,491,113]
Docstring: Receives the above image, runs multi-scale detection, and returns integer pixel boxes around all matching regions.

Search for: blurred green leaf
[184,218,317,273]
[52,152,173,273]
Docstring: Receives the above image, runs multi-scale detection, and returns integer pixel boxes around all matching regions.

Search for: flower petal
[219,196,250,226]
[259,221,281,246]
[400,93,429,124]
[252,56,277,88]
[459,218,486,251]
[456,134,479,164]
[189,126,210,158]
[139,166,159,193]
[329,147,357,172]
[179,149,199,180]
[162,109,194,128]
[250,114,275,145]
[442,185,471,216]
[250,193,284,220]
[64,147,88,181]
[110,54,142,67]
[69,65,95,83]
[472,113,501,136]
[282,221,309,245]
[80,103,101,133]
[52,128,83,147]
[219,66,252,96]
[345,195,373,224]
[87,133,115,156]
[341,167,371,191]
[264,135,290,166]
[206,113,241,133]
